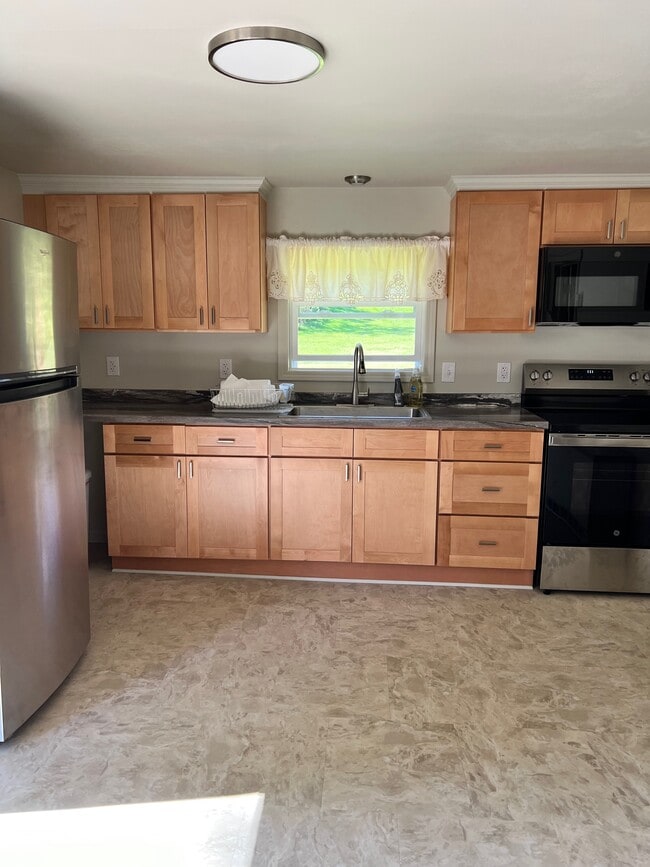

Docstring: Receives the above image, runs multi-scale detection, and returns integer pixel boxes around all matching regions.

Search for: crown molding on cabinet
[446,174,650,197]
[18,174,274,198]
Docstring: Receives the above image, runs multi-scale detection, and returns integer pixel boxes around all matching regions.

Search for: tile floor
[0,558,648,866]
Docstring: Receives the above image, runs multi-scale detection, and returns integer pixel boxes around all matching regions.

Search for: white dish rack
[211,387,282,409]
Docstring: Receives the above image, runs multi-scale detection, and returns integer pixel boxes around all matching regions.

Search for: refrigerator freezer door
[0,385,89,740]
[0,219,79,379]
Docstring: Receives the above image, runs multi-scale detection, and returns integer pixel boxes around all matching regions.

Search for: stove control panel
[523,363,650,391]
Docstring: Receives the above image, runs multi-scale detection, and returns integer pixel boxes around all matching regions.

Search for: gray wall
[0,165,23,222]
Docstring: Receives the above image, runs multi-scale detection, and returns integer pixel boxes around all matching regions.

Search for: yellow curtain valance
[266,234,450,304]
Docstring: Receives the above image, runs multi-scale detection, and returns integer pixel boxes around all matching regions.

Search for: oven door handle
[549,434,650,448]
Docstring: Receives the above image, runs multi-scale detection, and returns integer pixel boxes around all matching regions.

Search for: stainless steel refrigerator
[0,218,90,741]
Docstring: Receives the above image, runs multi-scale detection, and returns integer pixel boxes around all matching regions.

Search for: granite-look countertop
[83,390,548,431]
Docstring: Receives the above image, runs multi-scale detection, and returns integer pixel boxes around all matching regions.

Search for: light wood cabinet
[270,457,352,561]
[269,428,437,566]
[542,188,650,245]
[206,194,267,332]
[104,454,188,557]
[45,195,103,329]
[187,457,268,559]
[437,515,538,569]
[352,459,437,565]
[437,429,542,571]
[152,194,208,330]
[43,194,155,330]
[186,425,267,456]
[98,195,155,329]
[104,424,268,560]
[447,190,542,332]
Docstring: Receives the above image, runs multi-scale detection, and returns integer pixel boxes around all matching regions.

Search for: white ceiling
[2,0,650,187]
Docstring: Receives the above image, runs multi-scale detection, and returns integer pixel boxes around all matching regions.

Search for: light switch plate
[441,361,456,383]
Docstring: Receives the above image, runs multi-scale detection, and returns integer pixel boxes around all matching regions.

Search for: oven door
[538,246,650,324]
[539,434,650,592]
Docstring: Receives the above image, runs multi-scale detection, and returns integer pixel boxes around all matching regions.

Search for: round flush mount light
[345,175,372,185]
[208,27,325,84]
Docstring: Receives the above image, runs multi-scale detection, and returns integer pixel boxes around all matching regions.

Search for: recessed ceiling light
[344,175,372,185]
[208,26,325,84]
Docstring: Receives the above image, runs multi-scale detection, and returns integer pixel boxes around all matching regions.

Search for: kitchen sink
[289,405,429,419]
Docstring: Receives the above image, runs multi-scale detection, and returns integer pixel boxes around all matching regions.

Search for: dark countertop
[83,389,548,431]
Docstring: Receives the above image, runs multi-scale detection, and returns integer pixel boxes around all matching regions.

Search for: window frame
[275,299,437,382]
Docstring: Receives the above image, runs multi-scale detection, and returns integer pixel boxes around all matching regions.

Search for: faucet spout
[351,343,368,405]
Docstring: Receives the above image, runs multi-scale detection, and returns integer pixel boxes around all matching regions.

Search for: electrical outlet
[219,358,233,380]
[106,356,120,376]
[496,361,511,383]
[441,361,456,383]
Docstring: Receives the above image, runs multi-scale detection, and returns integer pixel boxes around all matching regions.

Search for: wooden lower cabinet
[270,458,352,561]
[104,454,188,557]
[353,459,437,565]
[437,515,538,570]
[187,457,268,559]
[269,456,437,566]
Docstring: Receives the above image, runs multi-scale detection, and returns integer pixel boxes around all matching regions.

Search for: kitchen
[1,3,649,865]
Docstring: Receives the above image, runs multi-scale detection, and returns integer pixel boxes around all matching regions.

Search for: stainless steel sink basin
[289,405,429,419]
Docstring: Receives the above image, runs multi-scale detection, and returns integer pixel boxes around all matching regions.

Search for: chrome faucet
[351,343,369,405]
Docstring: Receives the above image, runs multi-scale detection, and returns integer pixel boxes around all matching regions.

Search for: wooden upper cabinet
[98,195,154,330]
[541,190,618,244]
[152,194,208,330]
[614,189,650,243]
[45,195,103,329]
[206,193,267,332]
[23,195,47,232]
[447,190,542,332]
[542,188,650,244]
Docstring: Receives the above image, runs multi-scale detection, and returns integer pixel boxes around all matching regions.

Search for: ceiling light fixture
[208,26,325,84]
[345,175,371,185]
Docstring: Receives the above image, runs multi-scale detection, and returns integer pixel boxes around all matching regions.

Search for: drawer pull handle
[133,436,152,442]
[478,540,498,546]
[217,438,236,444]
[483,443,503,450]
[481,486,502,492]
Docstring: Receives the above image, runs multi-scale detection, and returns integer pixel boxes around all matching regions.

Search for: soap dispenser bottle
[407,363,423,408]
[393,370,404,406]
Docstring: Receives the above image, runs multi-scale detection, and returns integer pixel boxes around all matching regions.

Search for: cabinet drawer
[269,427,353,457]
[439,430,543,462]
[103,424,185,454]
[185,426,268,456]
[437,515,538,569]
[353,428,438,459]
[439,462,541,516]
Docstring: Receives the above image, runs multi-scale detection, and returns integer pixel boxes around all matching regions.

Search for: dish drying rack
[211,387,282,409]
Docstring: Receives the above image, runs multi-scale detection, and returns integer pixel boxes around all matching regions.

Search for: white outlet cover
[496,362,511,383]
[106,356,120,376]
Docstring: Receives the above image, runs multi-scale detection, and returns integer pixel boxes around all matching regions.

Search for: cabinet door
[45,195,103,329]
[270,458,352,561]
[104,454,187,557]
[152,194,208,330]
[447,191,542,332]
[98,195,154,329]
[541,189,617,244]
[206,193,267,332]
[187,457,268,559]
[352,460,437,565]
[614,189,650,244]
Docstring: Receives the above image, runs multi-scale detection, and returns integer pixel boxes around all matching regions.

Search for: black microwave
[537,246,650,325]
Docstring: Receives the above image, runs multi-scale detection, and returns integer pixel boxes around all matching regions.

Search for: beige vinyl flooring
[1,556,649,866]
